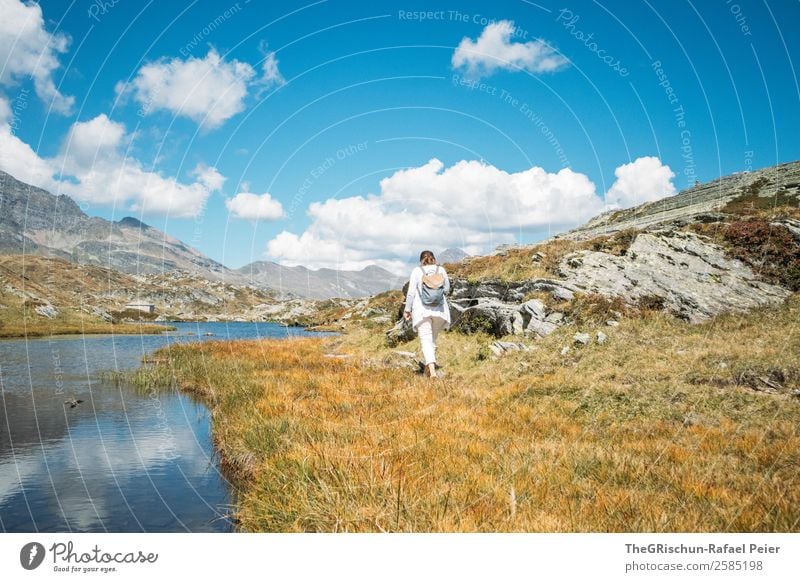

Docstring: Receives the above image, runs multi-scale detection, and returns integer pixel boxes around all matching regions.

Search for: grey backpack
[419,266,446,306]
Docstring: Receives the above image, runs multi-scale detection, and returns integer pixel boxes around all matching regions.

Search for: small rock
[35,304,58,319]
[531,251,546,262]
[393,350,416,358]
[606,319,620,327]
[511,311,525,335]
[560,346,570,356]
[544,311,564,324]
[490,341,530,357]
[526,318,558,338]
[521,299,547,320]
[596,331,608,344]
[573,332,590,345]
[551,287,574,301]
[386,319,415,347]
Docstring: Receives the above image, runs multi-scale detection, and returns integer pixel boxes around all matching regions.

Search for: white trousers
[417,316,446,365]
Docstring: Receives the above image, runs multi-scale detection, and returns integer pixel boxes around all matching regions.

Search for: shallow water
[0,322,329,532]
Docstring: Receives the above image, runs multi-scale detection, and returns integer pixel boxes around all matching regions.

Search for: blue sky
[1,0,798,272]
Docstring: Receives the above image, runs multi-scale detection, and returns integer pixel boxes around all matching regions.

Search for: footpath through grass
[134,296,800,532]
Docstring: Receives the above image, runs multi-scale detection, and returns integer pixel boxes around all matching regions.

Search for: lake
[0,322,330,532]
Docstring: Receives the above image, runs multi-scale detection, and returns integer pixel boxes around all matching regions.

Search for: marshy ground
[125,294,800,532]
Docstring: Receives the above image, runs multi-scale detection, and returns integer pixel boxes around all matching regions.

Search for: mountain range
[0,170,400,299]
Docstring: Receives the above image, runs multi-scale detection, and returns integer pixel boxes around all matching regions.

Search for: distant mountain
[438,248,470,264]
[235,261,404,299]
[0,170,232,279]
[0,170,402,299]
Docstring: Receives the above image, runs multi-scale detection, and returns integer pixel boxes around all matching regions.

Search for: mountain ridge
[0,169,397,299]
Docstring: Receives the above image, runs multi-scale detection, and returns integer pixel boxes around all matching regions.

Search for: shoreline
[0,322,176,339]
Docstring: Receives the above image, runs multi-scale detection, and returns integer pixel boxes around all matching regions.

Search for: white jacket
[404,264,451,330]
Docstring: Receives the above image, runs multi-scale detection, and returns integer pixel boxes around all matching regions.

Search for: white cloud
[452,21,568,79]
[62,113,127,168]
[265,158,608,273]
[192,163,226,191]
[0,105,224,218]
[0,0,74,113]
[259,50,285,89]
[605,156,676,208]
[121,48,256,129]
[0,96,57,187]
[226,190,284,221]
[266,157,677,273]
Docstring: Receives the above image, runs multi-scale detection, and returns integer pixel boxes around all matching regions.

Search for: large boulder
[559,230,791,322]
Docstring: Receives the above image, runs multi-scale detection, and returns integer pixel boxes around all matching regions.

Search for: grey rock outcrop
[447,278,577,339]
[563,160,800,240]
[559,230,790,322]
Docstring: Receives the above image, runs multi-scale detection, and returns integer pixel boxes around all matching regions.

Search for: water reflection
[0,322,328,532]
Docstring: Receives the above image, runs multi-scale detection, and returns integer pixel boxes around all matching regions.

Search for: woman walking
[403,250,451,378]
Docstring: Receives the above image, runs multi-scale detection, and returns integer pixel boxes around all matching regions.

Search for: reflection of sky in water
[0,322,330,532]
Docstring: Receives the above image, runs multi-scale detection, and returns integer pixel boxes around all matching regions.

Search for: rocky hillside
[565,160,800,239]
[0,170,402,299]
[0,170,233,279]
[0,255,323,330]
[235,261,402,299]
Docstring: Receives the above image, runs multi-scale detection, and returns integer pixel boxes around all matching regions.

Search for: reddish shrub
[723,219,800,290]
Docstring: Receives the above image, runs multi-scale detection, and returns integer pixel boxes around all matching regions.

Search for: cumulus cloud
[266,157,676,273]
[605,156,677,208]
[266,158,604,273]
[120,48,256,129]
[0,0,74,113]
[0,97,57,186]
[0,105,224,218]
[192,163,226,191]
[258,47,285,89]
[225,190,284,221]
[452,21,568,79]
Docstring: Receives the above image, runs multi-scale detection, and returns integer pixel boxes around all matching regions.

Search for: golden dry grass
[139,294,800,532]
[445,230,639,283]
[0,307,172,338]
